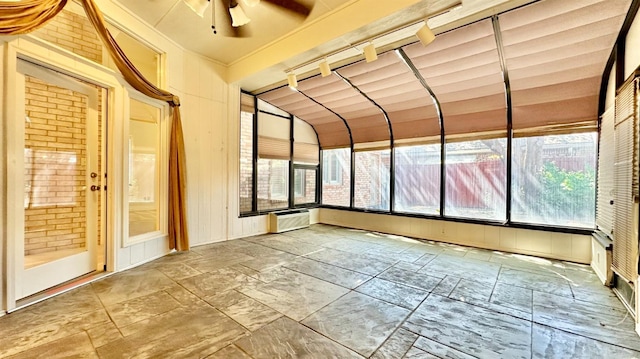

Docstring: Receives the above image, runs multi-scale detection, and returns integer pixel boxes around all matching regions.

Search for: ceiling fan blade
[213,0,251,37]
[262,0,313,18]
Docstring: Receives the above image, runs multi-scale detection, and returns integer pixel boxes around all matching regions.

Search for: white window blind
[596,107,615,236]
[241,93,255,114]
[293,118,319,165]
[612,78,638,284]
[258,112,290,160]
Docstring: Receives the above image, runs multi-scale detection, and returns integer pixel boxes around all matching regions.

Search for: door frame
[4,37,123,311]
[15,59,102,299]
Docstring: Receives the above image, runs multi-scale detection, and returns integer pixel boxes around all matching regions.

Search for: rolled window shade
[241,93,255,114]
[258,136,290,160]
[354,140,391,152]
[394,135,441,147]
[294,142,319,164]
[445,130,507,143]
[258,111,290,160]
[512,121,598,138]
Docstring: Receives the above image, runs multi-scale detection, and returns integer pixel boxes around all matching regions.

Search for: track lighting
[229,4,251,27]
[183,0,210,17]
[416,22,436,46]
[363,42,377,63]
[287,72,298,89]
[319,60,331,77]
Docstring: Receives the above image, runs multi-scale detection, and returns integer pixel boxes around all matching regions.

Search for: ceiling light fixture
[281,1,461,89]
[229,4,251,27]
[319,59,331,77]
[416,22,436,46]
[183,0,210,17]
[287,72,298,89]
[363,42,378,63]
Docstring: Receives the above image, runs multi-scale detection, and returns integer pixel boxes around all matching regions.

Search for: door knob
[90,185,101,191]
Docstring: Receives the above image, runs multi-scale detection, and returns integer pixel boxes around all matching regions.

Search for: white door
[13,60,104,299]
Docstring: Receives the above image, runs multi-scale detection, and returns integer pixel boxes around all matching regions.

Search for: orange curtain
[0,0,190,251]
[0,0,67,34]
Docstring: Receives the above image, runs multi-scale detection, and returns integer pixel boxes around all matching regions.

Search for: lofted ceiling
[114,0,337,65]
[257,0,632,148]
[113,0,549,91]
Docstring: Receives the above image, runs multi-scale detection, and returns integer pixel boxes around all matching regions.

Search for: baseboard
[591,260,608,285]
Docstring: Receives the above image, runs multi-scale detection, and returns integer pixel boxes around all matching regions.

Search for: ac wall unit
[269,209,310,233]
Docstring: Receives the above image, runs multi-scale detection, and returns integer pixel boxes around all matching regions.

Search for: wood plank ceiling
[257,0,632,149]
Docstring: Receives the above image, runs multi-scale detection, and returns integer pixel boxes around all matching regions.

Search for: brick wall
[23,76,94,256]
[34,10,102,63]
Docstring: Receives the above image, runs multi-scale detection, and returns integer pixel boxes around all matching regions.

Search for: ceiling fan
[183,0,314,37]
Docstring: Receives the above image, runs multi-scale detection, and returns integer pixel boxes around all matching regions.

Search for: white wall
[320,209,592,263]
[0,0,271,312]
[180,56,270,247]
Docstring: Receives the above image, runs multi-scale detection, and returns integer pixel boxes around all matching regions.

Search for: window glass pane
[355,150,391,211]
[294,168,317,205]
[129,99,160,237]
[257,159,289,211]
[445,138,506,221]
[322,148,351,207]
[512,133,596,228]
[239,110,254,214]
[395,144,441,215]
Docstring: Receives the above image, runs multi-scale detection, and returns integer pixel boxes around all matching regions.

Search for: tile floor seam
[293,307,367,357]
[531,321,640,354]
[368,290,442,358]
[397,307,484,359]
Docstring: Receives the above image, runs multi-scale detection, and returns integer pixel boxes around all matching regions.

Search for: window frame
[122,92,170,247]
[239,92,320,217]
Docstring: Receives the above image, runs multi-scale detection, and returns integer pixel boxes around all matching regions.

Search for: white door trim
[4,38,123,311]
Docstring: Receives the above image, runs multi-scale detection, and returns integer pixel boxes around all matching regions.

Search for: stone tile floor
[2,224,640,358]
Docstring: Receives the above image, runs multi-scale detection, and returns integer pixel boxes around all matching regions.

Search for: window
[241,97,322,213]
[239,93,255,214]
[322,148,351,207]
[395,144,441,215]
[256,102,291,212]
[323,151,343,184]
[354,149,391,211]
[257,159,289,211]
[127,97,167,241]
[512,133,597,228]
[294,167,317,205]
[445,138,506,221]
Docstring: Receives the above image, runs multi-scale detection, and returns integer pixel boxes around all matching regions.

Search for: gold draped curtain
[1,0,189,251]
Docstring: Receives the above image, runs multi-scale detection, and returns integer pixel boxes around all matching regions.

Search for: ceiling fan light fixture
[416,22,436,46]
[287,72,298,89]
[242,0,260,7]
[229,4,251,27]
[319,60,331,77]
[183,0,210,17]
[363,42,377,63]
